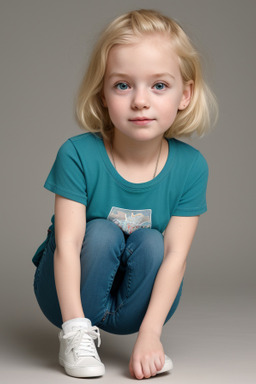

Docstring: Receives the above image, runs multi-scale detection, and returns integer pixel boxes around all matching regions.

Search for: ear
[178,81,193,110]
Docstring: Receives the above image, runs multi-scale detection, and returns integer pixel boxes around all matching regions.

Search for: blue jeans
[34,219,183,335]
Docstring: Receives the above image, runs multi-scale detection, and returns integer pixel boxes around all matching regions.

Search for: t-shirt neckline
[96,135,175,191]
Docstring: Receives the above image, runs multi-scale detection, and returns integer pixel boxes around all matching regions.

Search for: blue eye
[154,82,166,90]
[115,82,129,90]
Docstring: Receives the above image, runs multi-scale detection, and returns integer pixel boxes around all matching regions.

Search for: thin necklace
[110,140,163,180]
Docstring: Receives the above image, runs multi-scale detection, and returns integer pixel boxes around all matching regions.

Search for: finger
[149,360,157,377]
[160,353,165,367]
[133,361,144,380]
[142,361,151,379]
[129,359,135,378]
[155,356,164,372]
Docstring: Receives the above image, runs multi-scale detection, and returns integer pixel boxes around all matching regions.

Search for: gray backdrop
[1,0,255,382]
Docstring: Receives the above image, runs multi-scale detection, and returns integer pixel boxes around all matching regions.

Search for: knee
[82,219,125,256]
[136,228,164,255]
[127,228,164,269]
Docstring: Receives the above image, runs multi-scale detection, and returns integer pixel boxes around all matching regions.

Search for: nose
[131,87,150,110]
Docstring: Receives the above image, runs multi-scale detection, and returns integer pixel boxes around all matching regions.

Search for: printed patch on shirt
[107,207,152,235]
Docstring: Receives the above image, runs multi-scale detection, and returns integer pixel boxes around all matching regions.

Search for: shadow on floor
[2,319,133,377]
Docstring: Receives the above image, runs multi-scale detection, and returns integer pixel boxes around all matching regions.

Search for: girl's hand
[129,330,165,379]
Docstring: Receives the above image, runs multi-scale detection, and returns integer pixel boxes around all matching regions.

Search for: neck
[110,132,165,166]
[104,132,168,183]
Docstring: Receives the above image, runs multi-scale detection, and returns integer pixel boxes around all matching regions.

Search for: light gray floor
[2,285,255,384]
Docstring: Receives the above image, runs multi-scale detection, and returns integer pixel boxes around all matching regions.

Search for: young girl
[33,9,217,380]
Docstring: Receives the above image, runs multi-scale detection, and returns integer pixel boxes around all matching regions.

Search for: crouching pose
[33,8,217,380]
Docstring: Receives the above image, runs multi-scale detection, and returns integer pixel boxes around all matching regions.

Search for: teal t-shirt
[44,133,208,235]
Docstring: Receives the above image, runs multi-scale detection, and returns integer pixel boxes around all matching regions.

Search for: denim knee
[82,219,125,255]
[125,228,164,270]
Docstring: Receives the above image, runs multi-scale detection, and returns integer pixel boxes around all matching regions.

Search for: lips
[128,117,155,126]
[129,117,154,121]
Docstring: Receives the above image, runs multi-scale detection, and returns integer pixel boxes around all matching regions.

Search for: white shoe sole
[156,355,173,375]
[59,357,105,378]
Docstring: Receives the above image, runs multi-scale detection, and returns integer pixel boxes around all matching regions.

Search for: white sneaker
[156,354,173,375]
[59,318,105,378]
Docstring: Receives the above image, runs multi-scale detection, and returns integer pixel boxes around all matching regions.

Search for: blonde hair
[76,9,218,139]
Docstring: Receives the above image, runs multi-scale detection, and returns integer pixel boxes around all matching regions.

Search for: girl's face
[102,34,192,143]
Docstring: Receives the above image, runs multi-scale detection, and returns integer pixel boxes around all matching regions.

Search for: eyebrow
[108,72,175,80]
[152,73,175,80]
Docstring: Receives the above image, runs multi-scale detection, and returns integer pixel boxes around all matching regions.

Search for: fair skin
[102,34,192,183]
[54,33,199,380]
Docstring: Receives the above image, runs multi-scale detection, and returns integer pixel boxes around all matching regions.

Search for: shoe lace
[63,326,101,358]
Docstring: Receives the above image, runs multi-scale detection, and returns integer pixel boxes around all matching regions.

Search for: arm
[129,215,199,379]
[54,194,86,322]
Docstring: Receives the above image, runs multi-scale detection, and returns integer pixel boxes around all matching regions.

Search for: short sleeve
[172,152,208,216]
[44,139,87,205]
